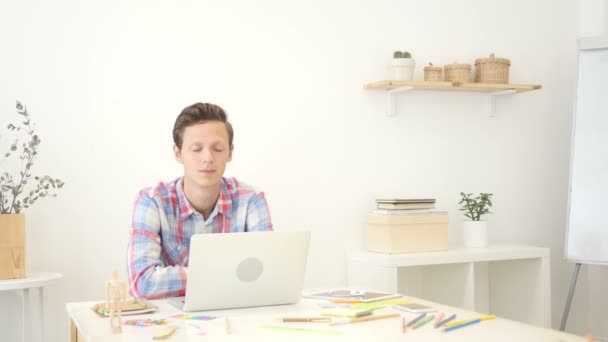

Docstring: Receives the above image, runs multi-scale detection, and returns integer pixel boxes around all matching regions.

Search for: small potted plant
[458,192,493,248]
[0,101,64,279]
[391,51,415,81]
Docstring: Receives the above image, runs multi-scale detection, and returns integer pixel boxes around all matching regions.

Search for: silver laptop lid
[182,231,310,311]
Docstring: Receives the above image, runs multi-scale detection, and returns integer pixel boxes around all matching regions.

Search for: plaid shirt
[127,177,272,299]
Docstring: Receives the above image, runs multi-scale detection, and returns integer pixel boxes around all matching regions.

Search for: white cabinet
[347,245,551,328]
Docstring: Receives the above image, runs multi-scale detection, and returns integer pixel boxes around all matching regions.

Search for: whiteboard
[565,41,608,265]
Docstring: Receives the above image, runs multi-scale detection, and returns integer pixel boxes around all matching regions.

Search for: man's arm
[245,192,273,232]
[127,193,187,299]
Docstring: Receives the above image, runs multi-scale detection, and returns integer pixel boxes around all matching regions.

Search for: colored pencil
[278,317,332,323]
[330,313,400,326]
[445,314,495,327]
[413,314,435,329]
[407,312,427,327]
[443,318,481,332]
[435,313,456,328]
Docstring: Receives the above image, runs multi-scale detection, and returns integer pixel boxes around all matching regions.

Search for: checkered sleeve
[245,191,273,232]
[127,192,187,299]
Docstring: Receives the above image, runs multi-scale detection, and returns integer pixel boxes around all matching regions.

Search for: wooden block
[366,213,448,225]
[0,214,26,279]
[366,223,448,254]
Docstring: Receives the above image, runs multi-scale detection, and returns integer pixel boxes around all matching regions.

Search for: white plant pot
[463,220,488,248]
[391,58,415,80]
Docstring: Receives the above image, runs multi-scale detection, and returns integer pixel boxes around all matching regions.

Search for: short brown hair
[173,102,234,149]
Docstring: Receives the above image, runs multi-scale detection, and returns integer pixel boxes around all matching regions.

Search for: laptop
[167,231,310,311]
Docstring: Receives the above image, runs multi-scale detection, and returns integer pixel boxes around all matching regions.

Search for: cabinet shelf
[364,80,542,116]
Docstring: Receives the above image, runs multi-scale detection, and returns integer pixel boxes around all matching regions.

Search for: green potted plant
[458,192,493,248]
[392,51,415,80]
[0,101,64,279]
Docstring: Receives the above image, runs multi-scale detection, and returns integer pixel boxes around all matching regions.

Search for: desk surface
[348,245,549,267]
[67,293,584,342]
[0,272,62,291]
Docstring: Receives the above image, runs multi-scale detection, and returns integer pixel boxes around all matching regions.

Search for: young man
[127,103,272,299]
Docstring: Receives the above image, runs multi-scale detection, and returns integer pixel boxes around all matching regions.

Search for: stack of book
[366,198,448,254]
[375,198,436,211]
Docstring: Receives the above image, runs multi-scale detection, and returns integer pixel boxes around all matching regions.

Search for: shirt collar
[216,179,233,218]
[177,177,233,221]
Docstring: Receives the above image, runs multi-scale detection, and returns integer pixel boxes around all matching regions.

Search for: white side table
[347,245,551,328]
[0,272,63,342]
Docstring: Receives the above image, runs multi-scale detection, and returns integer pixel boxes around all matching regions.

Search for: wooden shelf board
[364,80,542,93]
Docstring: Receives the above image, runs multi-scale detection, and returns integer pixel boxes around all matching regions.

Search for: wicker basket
[424,63,442,81]
[475,53,510,84]
[444,63,471,82]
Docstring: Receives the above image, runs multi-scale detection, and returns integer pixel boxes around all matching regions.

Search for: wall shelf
[364,80,542,116]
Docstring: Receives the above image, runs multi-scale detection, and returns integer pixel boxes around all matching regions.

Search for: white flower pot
[391,58,415,80]
[463,220,488,248]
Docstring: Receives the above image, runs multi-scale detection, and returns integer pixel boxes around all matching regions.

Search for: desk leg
[70,319,78,342]
[70,319,84,342]
[23,288,31,342]
[39,287,45,342]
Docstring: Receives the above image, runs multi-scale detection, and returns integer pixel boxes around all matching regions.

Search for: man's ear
[228,145,234,162]
[173,144,183,164]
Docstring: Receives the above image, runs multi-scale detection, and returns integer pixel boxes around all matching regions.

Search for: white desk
[347,245,551,327]
[66,293,583,341]
[0,272,63,342]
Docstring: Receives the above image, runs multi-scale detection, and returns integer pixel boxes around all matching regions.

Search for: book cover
[304,290,401,303]
[377,202,436,210]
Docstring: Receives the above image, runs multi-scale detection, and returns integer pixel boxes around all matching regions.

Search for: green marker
[413,314,435,329]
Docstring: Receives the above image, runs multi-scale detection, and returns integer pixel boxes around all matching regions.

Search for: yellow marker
[444,315,496,327]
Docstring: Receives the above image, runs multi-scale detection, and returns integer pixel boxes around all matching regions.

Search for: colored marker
[443,318,481,332]
[401,317,407,333]
[413,314,434,329]
[407,312,426,327]
[435,313,456,328]
[435,312,445,326]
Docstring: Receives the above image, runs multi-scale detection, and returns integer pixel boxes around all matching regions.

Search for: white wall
[0,0,596,340]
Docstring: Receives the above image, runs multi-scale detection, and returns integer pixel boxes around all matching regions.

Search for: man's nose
[201,148,214,163]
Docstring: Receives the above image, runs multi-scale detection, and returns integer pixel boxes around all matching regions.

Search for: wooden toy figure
[106,270,126,333]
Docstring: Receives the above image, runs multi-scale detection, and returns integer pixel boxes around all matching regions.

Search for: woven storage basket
[424,63,442,81]
[444,63,471,82]
[475,53,510,84]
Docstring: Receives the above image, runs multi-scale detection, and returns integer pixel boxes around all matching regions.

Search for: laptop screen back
[182,231,310,311]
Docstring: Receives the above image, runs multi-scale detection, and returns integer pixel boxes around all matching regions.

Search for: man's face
[174,121,232,189]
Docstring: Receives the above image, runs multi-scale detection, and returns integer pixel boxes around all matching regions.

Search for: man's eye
[192,148,202,152]
[214,148,224,152]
